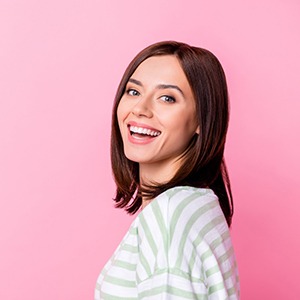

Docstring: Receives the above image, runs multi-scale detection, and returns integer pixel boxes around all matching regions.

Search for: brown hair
[110,41,234,226]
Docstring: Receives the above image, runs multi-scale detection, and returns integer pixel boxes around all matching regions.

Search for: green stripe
[165,186,209,199]
[210,230,230,249]
[198,215,224,241]
[218,246,234,265]
[208,281,226,294]
[104,274,136,287]
[139,283,207,299]
[175,202,219,269]
[148,267,204,283]
[121,244,138,253]
[128,226,138,235]
[203,247,235,282]
[165,187,184,198]
[192,214,225,258]
[139,212,158,256]
[223,267,235,281]
[201,245,233,270]
[205,265,220,277]
[196,218,228,265]
[99,249,121,285]
[188,248,197,273]
[188,211,228,280]
[95,281,101,290]
[151,200,168,255]
[138,250,152,280]
[113,260,136,271]
[169,192,204,244]
[100,291,136,300]
[228,285,239,296]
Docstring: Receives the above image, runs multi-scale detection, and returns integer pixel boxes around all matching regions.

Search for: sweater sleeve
[135,186,239,300]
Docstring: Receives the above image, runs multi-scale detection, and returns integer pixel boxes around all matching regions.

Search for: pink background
[0,0,299,299]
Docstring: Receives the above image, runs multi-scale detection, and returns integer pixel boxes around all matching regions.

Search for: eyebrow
[128,78,185,96]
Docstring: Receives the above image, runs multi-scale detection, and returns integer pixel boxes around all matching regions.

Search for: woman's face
[117,55,199,181]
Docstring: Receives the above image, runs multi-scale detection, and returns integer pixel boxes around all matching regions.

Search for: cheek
[173,117,198,142]
[116,98,128,121]
[186,110,199,133]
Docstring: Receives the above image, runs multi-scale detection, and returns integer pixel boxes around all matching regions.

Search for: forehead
[131,55,190,88]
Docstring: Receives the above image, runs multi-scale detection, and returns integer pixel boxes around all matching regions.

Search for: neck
[140,161,177,186]
[139,159,181,207]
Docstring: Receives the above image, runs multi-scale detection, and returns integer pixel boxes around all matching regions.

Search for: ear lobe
[195,125,200,134]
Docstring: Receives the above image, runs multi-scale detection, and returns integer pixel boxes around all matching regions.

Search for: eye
[126,88,140,96]
[161,95,176,103]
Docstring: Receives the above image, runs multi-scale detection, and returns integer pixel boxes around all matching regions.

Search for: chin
[124,153,141,163]
[126,157,146,164]
[125,154,152,164]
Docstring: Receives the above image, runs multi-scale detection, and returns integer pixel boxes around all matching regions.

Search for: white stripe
[95,186,240,299]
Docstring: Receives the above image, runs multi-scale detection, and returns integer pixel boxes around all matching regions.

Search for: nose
[131,97,153,118]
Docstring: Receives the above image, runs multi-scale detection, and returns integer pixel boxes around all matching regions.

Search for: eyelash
[161,95,176,103]
[125,88,176,103]
[126,88,140,96]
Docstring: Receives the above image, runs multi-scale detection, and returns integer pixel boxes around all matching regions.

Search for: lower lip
[127,131,158,145]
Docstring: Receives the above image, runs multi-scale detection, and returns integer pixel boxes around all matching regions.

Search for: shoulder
[138,186,221,225]
[135,186,239,296]
[135,186,229,275]
[136,186,226,245]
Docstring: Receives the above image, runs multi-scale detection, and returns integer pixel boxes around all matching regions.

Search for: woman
[95,41,240,299]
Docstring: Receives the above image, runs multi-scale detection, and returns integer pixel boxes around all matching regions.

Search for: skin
[117,55,199,205]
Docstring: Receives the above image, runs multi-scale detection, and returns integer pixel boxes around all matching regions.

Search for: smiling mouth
[129,125,161,137]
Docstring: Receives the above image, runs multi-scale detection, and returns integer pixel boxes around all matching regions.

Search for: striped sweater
[95,186,240,299]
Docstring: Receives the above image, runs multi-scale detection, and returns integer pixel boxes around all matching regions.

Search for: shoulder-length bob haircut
[111,41,234,226]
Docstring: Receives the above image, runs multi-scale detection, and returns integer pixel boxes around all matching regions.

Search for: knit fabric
[95,186,240,299]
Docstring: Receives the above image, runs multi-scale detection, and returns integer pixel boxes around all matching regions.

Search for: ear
[195,125,200,134]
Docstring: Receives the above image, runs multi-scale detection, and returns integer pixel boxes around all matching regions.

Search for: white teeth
[137,127,143,134]
[129,125,161,137]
